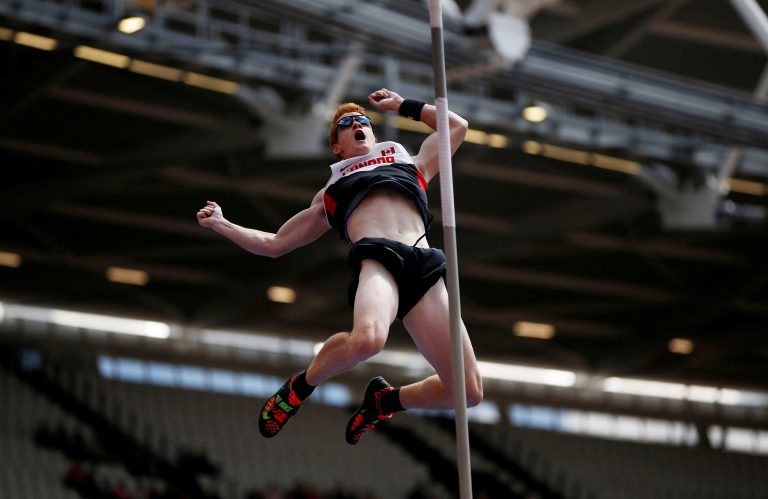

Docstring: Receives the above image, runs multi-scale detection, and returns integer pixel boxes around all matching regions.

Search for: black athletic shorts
[348,237,446,320]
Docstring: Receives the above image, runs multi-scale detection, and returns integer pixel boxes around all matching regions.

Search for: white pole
[729,0,768,53]
[427,1,473,498]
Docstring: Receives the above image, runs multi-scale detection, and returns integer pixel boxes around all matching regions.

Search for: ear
[331,142,343,156]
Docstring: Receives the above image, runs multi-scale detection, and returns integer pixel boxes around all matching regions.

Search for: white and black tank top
[323,141,432,242]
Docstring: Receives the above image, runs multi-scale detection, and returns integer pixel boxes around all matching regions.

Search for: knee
[348,321,387,361]
[465,371,484,408]
[440,371,483,408]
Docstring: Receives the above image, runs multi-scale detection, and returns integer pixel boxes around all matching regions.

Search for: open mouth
[354,130,366,141]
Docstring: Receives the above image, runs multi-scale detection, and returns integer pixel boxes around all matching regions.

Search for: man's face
[331,112,375,159]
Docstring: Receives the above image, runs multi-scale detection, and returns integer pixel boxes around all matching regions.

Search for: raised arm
[197,189,330,258]
[368,88,468,183]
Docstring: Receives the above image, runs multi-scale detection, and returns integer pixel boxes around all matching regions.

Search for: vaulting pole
[729,0,768,53]
[427,1,473,498]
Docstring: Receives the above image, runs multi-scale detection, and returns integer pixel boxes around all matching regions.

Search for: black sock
[292,371,315,401]
[379,388,406,415]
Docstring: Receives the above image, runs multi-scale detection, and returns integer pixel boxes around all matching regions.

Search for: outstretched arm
[368,88,468,183]
[197,190,330,258]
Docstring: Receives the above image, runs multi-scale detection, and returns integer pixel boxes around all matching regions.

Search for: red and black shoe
[345,376,395,445]
[259,372,305,438]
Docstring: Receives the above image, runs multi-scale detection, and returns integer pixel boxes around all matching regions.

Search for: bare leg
[400,278,483,410]
[305,259,399,386]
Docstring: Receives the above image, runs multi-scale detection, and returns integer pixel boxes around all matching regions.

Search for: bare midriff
[345,185,429,247]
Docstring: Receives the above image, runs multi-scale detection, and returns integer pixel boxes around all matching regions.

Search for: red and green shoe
[259,372,305,438]
[345,376,395,445]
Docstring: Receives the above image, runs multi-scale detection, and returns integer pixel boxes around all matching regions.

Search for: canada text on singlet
[323,141,433,243]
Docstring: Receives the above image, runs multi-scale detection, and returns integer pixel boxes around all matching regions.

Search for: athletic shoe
[259,372,304,438]
[345,376,395,445]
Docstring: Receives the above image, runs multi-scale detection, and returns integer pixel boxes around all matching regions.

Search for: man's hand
[197,201,224,229]
[368,88,404,112]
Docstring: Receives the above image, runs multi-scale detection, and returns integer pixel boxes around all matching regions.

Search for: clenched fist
[368,88,404,112]
[197,201,223,228]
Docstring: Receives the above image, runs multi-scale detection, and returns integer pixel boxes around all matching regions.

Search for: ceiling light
[513,321,555,340]
[488,134,509,148]
[0,251,21,268]
[0,27,14,41]
[200,329,316,357]
[267,286,296,304]
[50,309,169,338]
[687,385,720,403]
[603,377,687,399]
[129,59,182,81]
[14,31,58,51]
[75,45,130,68]
[464,129,489,145]
[522,104,549,123]
[591,154,642,175]
[601,376,768,407]
[541,144,591,165]
[3,303,169,338]
[668,337,694,355]
[391,115,432,133]
[523,140,642,174]
[117,15,147,34]
[106,267,149,286]
[479,360,576,387]
[727,178,766,196]
[183,72,239,94]
[522,140,542,155]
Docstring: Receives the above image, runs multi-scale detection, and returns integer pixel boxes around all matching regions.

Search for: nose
[350,122,366,136]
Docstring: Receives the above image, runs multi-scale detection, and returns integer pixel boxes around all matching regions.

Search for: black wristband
[398,99,426,121]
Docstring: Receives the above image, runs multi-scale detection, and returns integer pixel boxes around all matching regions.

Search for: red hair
[328,102,368,148]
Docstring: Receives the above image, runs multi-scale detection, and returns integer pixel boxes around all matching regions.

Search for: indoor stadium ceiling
[1,0,767,392]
